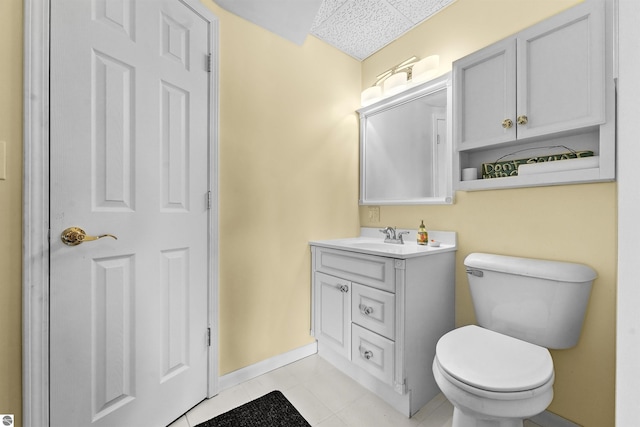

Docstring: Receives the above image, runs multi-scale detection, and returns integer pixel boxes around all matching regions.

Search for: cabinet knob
[359,304,374,315]
[359,347,374,360]
[501,118,513,129]
[517,115,528,125]
[338,284,349,293]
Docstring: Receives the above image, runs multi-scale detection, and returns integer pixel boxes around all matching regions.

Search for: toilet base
[453,408,523,427]
[433,358,553,427]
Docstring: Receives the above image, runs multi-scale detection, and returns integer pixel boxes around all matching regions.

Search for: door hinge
[207,327,211,346]
[206,190,212,210]
[206,53,212,73]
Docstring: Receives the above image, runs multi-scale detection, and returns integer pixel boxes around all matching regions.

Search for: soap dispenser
[417,220,428,245]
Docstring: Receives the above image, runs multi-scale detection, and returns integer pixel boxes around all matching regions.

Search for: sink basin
[345,240,431,255]
[349,242,401,250]
[309,237,455,258]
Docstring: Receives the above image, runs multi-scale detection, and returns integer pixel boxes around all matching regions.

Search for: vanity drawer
[352,324,394,386]
[352,283,395,340]
[314,247,395,293]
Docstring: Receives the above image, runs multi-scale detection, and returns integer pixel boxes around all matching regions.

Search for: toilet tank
[465,253,597,349]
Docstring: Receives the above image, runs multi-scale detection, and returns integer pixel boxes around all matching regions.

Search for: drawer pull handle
[338,284,349,293]
[359,347,374,360]
[359,304,374,315]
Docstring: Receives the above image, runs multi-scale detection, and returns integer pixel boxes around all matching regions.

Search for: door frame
[22,1,220,426]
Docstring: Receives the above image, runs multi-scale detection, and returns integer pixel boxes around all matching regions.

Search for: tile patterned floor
[168,354,543,427]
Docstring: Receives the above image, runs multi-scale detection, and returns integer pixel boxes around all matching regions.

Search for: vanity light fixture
[412,55,440,83]
[361,85,383,106]
[375,56,419,85]
[360,55,440,106]
[382,71,409,97]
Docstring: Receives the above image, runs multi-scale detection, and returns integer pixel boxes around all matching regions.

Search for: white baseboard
[530,410,581,427]
[218,342,318,391]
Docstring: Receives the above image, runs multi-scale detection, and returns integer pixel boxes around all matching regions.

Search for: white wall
[616,0,640,424]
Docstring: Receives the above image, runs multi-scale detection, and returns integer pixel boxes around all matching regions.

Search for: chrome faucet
[379,226,409,244]
[380,226,396,240]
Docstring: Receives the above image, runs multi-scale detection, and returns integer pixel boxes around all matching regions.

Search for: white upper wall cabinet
[453,1,614,191]
[454,38,517,150]
[516,4,605,140]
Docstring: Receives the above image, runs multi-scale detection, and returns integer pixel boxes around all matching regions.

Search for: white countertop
[310,228,457,259]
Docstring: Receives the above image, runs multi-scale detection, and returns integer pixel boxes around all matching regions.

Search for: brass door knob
[517,115,528,125]
[61,227,118,246]
[502,119,513,129]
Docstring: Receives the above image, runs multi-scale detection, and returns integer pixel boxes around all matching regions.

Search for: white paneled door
[49,1,214,426]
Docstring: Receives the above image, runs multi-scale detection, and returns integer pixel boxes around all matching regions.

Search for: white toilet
[433,253,596,427]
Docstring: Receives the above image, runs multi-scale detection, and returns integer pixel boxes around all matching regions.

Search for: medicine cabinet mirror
[358,73,453,205]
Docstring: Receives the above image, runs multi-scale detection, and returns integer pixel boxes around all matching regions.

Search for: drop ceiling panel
[312,0,456,60]
[313,0,350,22]
[311,0,414,60]
[386,0,455,24]
[213,0,457,61]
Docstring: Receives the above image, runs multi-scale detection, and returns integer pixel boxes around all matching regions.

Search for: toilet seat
[436,325,554,393]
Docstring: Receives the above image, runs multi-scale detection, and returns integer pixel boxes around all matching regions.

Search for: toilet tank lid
[464,253,597,283]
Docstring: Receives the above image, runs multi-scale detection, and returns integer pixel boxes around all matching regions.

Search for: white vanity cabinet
[453,1,615,191]
[314,272,352,359]
[310,242,455,417]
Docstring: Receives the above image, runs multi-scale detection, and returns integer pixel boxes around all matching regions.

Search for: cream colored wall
[200,2,362,374]
[0,0,23,425]
[360,0,615,425]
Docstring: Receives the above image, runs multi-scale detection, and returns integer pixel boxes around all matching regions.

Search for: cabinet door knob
[359,304,374,315]
[359,347,374,360]
[517,115,528,125]
[338,284,349,293]
[501,118,513,129]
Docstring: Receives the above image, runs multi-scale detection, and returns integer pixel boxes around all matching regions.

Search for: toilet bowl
[433,325,554,427]
[433,253,596,427]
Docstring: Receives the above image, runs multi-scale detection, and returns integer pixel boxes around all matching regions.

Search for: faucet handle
[398,231,409,244]
[379,227,393,239]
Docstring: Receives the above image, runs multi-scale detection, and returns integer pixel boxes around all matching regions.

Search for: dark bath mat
[195,390,311,427]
